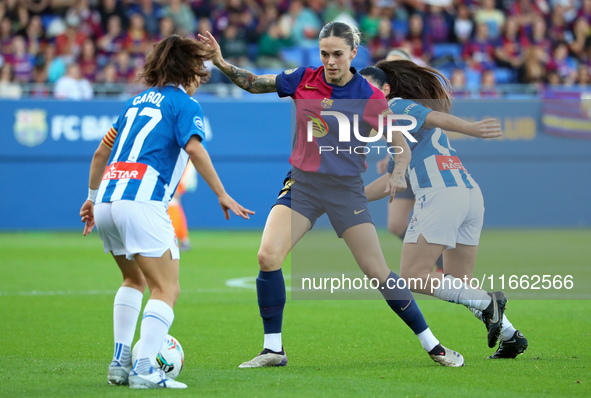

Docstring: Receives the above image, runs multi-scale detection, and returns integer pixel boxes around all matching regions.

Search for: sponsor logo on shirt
[435,155,465,171]
[102,162,148,180]
[194,116,204,130]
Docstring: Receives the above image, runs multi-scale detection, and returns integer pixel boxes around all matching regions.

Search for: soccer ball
[132,334,184,379]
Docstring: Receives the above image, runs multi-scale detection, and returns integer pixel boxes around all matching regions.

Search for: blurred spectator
[1,0,30,33]
[510,0,543,36]
[39,42,67,83]
[359,5,381,43]
[114,49,135,83]
[54,62,93,99]
[323,0,355,24]
[425,5,452,43]
[547,41,577,84]
[154,16,176,42]
[97,15,125,65]
[220,25,250,67]
[462,22,496,72]
[98,0,128,33]
[125,13,150,61]
[130,0,162,36]
[547,69,563,85]
[17,14,46,56]
[480,69,498,98]
[65,0,101,39]
[279,0,322,48]
[0,62,22,98]
[568,17,591,59]
[518,46,546,84]
[495,17,529,69]
[55,14,87,64]
[25,0,51,17]
[78,37,98,81]
[530,16,552,56]
[0,17,14,57]
[369,17,397,62]
[257,20,293,68]
[163,0,196,36]
[548,4,568,42]
[579,0,591,24]
[575,63,591,85]
[402,13,432,64]
[453,4,473,44]
[475,0,505,40]
[450,68,469,97]
[6,35,34,83]
[190,0,213,20]
[30,64,49,97]
[96,61,124,96]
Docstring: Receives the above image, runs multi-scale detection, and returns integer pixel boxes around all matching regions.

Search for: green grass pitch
[1,229,589,397]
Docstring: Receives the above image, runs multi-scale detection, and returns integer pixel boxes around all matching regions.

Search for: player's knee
[257,248,282,272]
[388,222,406,239]
[123,274,147,293]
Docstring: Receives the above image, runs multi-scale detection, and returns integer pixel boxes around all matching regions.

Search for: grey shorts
[274,168,374,238]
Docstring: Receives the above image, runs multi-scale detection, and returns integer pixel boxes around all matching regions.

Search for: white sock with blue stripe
[433,274,491,311]
[112,286,143,366]
[132,299,174,375]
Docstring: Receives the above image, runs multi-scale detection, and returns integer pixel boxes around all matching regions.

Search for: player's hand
[376,156,389,174]
[80,200,95,236]
[218,193,255,220]
[469,118,502,139]
[385,174,407,203]
[197,31,224,66]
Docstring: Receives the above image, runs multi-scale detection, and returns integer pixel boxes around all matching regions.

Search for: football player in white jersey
[365,60,528,359]
[79,35,254,389]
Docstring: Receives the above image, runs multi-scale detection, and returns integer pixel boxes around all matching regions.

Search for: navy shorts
[274,168,374,238]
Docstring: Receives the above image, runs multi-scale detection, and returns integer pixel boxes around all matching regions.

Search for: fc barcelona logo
[321,98,333,109]
[14,109,48,147]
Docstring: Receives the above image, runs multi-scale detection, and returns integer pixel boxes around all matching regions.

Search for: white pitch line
[0,288,253,297]
[225,276,292,291]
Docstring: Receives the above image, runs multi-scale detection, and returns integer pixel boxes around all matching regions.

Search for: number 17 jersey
[96,85,207,205]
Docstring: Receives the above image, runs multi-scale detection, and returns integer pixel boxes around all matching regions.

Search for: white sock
[113,286,143,365]
[133,299,174,375]
[471,309,517,342]
[263,333,282,352]
[434,275,491,311]
[416,328,439,352]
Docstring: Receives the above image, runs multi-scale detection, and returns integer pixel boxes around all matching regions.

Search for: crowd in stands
[1,0,591,99]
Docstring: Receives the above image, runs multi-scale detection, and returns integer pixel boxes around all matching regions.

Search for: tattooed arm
[198,31,277,94]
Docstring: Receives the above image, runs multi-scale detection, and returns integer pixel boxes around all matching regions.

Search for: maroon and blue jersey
[276,66,391,177]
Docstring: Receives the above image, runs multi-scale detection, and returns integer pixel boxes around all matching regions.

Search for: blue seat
[392,19,409,38]
[432,43,462,60]
[465,69,481,88]
[280,47,305,66]
[352,46,371,69]
[305,46,322,67]
[494,68,514,84]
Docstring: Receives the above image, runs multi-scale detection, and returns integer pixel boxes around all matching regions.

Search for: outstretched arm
[80,141,112,235]
[424,112,502,139]
[198,31,277,94]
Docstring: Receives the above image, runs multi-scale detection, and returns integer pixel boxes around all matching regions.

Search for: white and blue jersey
[96,85,206,205]
[387,98,476,191]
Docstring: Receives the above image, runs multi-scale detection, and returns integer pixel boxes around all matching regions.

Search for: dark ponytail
[375,60,452,113]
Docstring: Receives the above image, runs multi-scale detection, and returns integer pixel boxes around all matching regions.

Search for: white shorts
[95,200,180,261]
[404,186,484,250]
